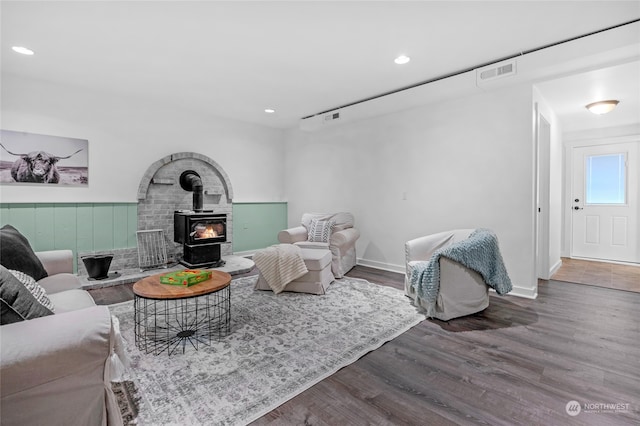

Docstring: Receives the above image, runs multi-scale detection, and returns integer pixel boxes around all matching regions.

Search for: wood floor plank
[90,265,640,425]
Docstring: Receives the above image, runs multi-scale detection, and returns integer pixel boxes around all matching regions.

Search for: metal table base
[133,284,230,355]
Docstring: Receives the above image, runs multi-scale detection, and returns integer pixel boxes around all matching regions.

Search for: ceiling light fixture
[394,55,410,65]
[264,108,275,114]
[585,100,619,115]
[12,46,34,55]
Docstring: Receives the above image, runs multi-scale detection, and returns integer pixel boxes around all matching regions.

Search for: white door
[571,142,638,262]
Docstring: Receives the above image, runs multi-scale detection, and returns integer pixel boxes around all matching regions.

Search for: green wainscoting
[0,203,139,254]
[232,202,287,253]
[1,202,287,257]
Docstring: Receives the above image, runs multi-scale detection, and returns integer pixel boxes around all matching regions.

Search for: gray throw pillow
[0,265,53,325]
[307,219,335,243]
[9,269,55,312]
[0,224,48,281]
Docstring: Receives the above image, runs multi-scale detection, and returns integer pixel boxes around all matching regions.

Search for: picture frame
[0,129,89,186]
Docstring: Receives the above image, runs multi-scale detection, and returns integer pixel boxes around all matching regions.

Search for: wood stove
[174,170,227,268]
[174,211,227,268]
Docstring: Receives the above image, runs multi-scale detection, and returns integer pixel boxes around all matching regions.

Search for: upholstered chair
[278,212,360,278]
[1,249,124,426]
[405,229,490,321]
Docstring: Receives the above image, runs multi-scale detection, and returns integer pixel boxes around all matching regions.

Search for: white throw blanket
[253,244,308,294]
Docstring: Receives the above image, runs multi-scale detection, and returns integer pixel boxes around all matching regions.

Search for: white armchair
[278,212,360,278]
[1,250,124,426]
[405,229,490,321]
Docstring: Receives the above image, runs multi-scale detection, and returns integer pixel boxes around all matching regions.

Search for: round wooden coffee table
[133,270,232,355]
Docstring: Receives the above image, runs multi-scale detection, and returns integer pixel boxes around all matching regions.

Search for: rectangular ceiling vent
[299,110,342,131]
[476,59,517,85]
[324,111,340,122]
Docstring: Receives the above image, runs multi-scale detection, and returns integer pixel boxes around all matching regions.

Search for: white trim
[357,258,538,299]
[233,249,257,258]
[356,258,405,274]
[506,285,538,299]
[536,107,552,280]
[565,134,640,149]
[570,256,640,267]
[549,258,563,277]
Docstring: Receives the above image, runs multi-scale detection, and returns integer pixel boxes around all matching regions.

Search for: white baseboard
[233,250,257,258]
[549,259,563,277]
[489,285,537,299]
[507,285,538,299]
[570,256,640,267]
[356,258,405,274]
[358,258,538,299]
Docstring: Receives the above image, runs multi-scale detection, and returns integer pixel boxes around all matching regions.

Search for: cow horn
[55,148,83,160]
[0,142,27,156]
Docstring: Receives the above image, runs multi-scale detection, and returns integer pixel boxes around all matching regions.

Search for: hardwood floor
[551,257,640,293]
[90,266,640,425]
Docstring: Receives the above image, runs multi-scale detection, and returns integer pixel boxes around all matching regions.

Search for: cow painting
[0,143,83,184]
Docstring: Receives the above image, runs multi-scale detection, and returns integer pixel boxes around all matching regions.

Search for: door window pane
[586,153,626,204]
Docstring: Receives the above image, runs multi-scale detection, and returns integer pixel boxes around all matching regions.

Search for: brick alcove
[137,152,234,264]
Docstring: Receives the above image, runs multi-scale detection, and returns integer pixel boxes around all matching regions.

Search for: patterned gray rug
[109,275,425,425]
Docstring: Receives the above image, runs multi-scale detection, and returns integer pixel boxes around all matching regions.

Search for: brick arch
[137,152,233,203]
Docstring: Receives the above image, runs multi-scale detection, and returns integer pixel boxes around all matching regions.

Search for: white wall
[284,83,538,298]
[0,74,286,203]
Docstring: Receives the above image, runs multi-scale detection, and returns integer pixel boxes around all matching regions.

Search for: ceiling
[1,1,639,130]
[536,60,640,133]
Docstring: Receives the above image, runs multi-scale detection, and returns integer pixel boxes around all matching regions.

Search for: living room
[2,2,637,297]
[1,2,639,425]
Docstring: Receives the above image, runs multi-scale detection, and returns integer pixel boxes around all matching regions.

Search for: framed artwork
[0,130,88,186]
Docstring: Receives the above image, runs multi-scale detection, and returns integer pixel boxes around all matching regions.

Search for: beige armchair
[278,212,360,278]
[405,229,490,321]
[1,250,124,426]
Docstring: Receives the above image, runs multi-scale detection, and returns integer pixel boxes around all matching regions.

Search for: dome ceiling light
[394,55,410,65]
[12,46,35,55]
[585,100,619,115]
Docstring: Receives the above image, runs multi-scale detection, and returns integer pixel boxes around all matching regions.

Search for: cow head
[21,151,59,179]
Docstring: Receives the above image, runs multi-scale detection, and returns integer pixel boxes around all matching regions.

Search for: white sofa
[405,229,490,321]
[0,250,123,426]
[278,212,360,278]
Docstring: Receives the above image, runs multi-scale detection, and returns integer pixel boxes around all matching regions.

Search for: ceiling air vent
[324,111,340,122]
[299,109,343,131]
[476,59,517,86]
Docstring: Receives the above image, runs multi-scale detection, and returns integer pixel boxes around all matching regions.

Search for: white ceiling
[536,60,640,133]
[1,1,639,129]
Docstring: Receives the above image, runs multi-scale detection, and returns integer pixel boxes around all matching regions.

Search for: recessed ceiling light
[264,108,275,114]
[394,55,410,65]
[12,46,34,55]
[585,100,619,115]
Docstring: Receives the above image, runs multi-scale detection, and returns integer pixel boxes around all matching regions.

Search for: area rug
[109,275,425,425]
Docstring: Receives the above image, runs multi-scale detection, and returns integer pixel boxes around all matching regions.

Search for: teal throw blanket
[410,228,512,316]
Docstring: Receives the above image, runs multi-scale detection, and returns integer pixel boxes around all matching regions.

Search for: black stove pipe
[179,170,204,212]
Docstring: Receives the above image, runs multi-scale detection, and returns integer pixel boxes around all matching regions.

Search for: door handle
[574,206,583,210]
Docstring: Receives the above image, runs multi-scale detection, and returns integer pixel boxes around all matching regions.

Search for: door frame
[563,134,640,262]
[536,110,551,279]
